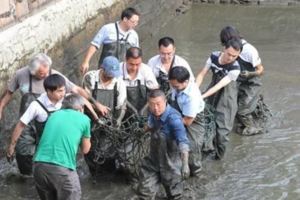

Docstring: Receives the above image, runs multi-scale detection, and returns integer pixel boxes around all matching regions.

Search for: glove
[181,151,190,179]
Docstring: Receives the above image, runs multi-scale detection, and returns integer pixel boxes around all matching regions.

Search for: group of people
[1,6,269,200]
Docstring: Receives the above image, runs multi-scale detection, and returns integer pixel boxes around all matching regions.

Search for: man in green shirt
[33,94,91,200]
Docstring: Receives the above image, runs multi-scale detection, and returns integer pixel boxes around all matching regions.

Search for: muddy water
[1,4,300,200]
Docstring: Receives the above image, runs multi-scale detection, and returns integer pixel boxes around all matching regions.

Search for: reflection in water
[1,4,300,200]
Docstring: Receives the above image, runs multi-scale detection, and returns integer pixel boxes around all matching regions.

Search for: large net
[90,113,150,177]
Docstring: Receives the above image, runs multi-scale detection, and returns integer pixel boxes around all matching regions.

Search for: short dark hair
[148,89,166,100]
[43,74,66,91]
[220,26,241,46]
[168,66,190,83]
[158,37,175,48]
[121,7,140,20]
[224,38,243,52]
[126,47,143,59]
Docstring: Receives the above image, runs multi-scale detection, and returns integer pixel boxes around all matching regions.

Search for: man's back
[34,109,91,170]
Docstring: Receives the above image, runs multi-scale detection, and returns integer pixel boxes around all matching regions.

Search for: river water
[1,3,300,200]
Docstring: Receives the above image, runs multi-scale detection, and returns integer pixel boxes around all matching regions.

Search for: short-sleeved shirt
[239,39,262,68]
[7,66,75,95]
[170,81,205,118]
[91,22,139,49]
[147,54,195,82]
[82,69,126,109]
[205,51,240,81]
[148,104,189,153]
[20,93,63,125]
[34,109,91,170]
[120,62,159,90]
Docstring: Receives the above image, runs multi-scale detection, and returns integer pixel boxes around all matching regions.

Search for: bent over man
[33,94,91,200]
[136,89,190,200]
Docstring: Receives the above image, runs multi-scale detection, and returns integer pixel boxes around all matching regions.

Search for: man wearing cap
[82,56,127,176]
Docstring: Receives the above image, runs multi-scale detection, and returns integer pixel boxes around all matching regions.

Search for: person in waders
[80,7,140,75]
[0,53,106,175]
[33,94,91,200]
[168,66,205,177]
[220,26,267,136]
[6,74,66,176]
[196,38,242,160]
[82,56,127,176]
[147,37,195,95]
[136,89,190,200]
[119,47,159,179]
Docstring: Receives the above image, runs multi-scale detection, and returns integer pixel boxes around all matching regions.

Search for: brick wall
[0,0,52,29]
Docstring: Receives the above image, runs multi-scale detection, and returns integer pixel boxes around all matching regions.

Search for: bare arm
[81,137,91,154]
[6,121,26,158]
[0,90,13,120]
[202,76,232,99]
[80,45,97,75]
[196,67,209,88]
[72,85,110,117]
[255,64,264,76]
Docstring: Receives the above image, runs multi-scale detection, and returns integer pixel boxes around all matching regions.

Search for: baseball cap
[102,56,120,77]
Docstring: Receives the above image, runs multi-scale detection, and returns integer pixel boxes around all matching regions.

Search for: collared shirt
[170,81,205,118]
[205,51,240,81]
[91,21,139,48]
[120,62,159,89]
[239,39,262,68]
[20,93,63,125]
[147,54,195,82]
[148,104,189,153]
[82,69,126,109]
[8,66,75,95]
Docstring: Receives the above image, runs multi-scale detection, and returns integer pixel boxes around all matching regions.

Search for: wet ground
[1,3,300,200]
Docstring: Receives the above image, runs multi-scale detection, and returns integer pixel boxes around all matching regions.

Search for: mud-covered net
[90,113,150,177]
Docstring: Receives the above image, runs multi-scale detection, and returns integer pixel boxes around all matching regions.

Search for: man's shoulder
[15,66,30,76]
[147,55,160,66]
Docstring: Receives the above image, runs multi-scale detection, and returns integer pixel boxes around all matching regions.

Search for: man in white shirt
[121,47,159,115]
[6,74,66,175]
[80,7,140,74]
[147,37,195,94]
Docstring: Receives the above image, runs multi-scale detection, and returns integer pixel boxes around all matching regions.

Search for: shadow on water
[1,3,300,200]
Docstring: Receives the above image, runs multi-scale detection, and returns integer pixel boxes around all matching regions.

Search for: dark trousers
[16,153,33,175]
[33,162,81,200]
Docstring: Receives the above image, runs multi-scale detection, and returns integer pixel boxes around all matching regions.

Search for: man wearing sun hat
[82,56,127,176]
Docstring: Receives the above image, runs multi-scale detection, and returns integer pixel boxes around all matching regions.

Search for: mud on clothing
[204,51,240,159]
[16,93,62,175]
[137,104,189,199]
[83,69,127,175]
[91,21,139,65]
[169,81,205,175]
[236,39,265,135]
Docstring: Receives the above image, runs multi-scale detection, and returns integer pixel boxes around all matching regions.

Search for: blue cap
[102,56,120,77]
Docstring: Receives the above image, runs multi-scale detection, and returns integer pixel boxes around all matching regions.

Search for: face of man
[159,44,175,64]
[221,46,240,64]
[126,57,142,75]
[47,86,66,103]
[124,14,139,30]
[148,96,166,117]
[169,79,188,92]
[35,64,50,80]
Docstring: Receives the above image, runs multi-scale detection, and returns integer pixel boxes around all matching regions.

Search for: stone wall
[193,0,300,5]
